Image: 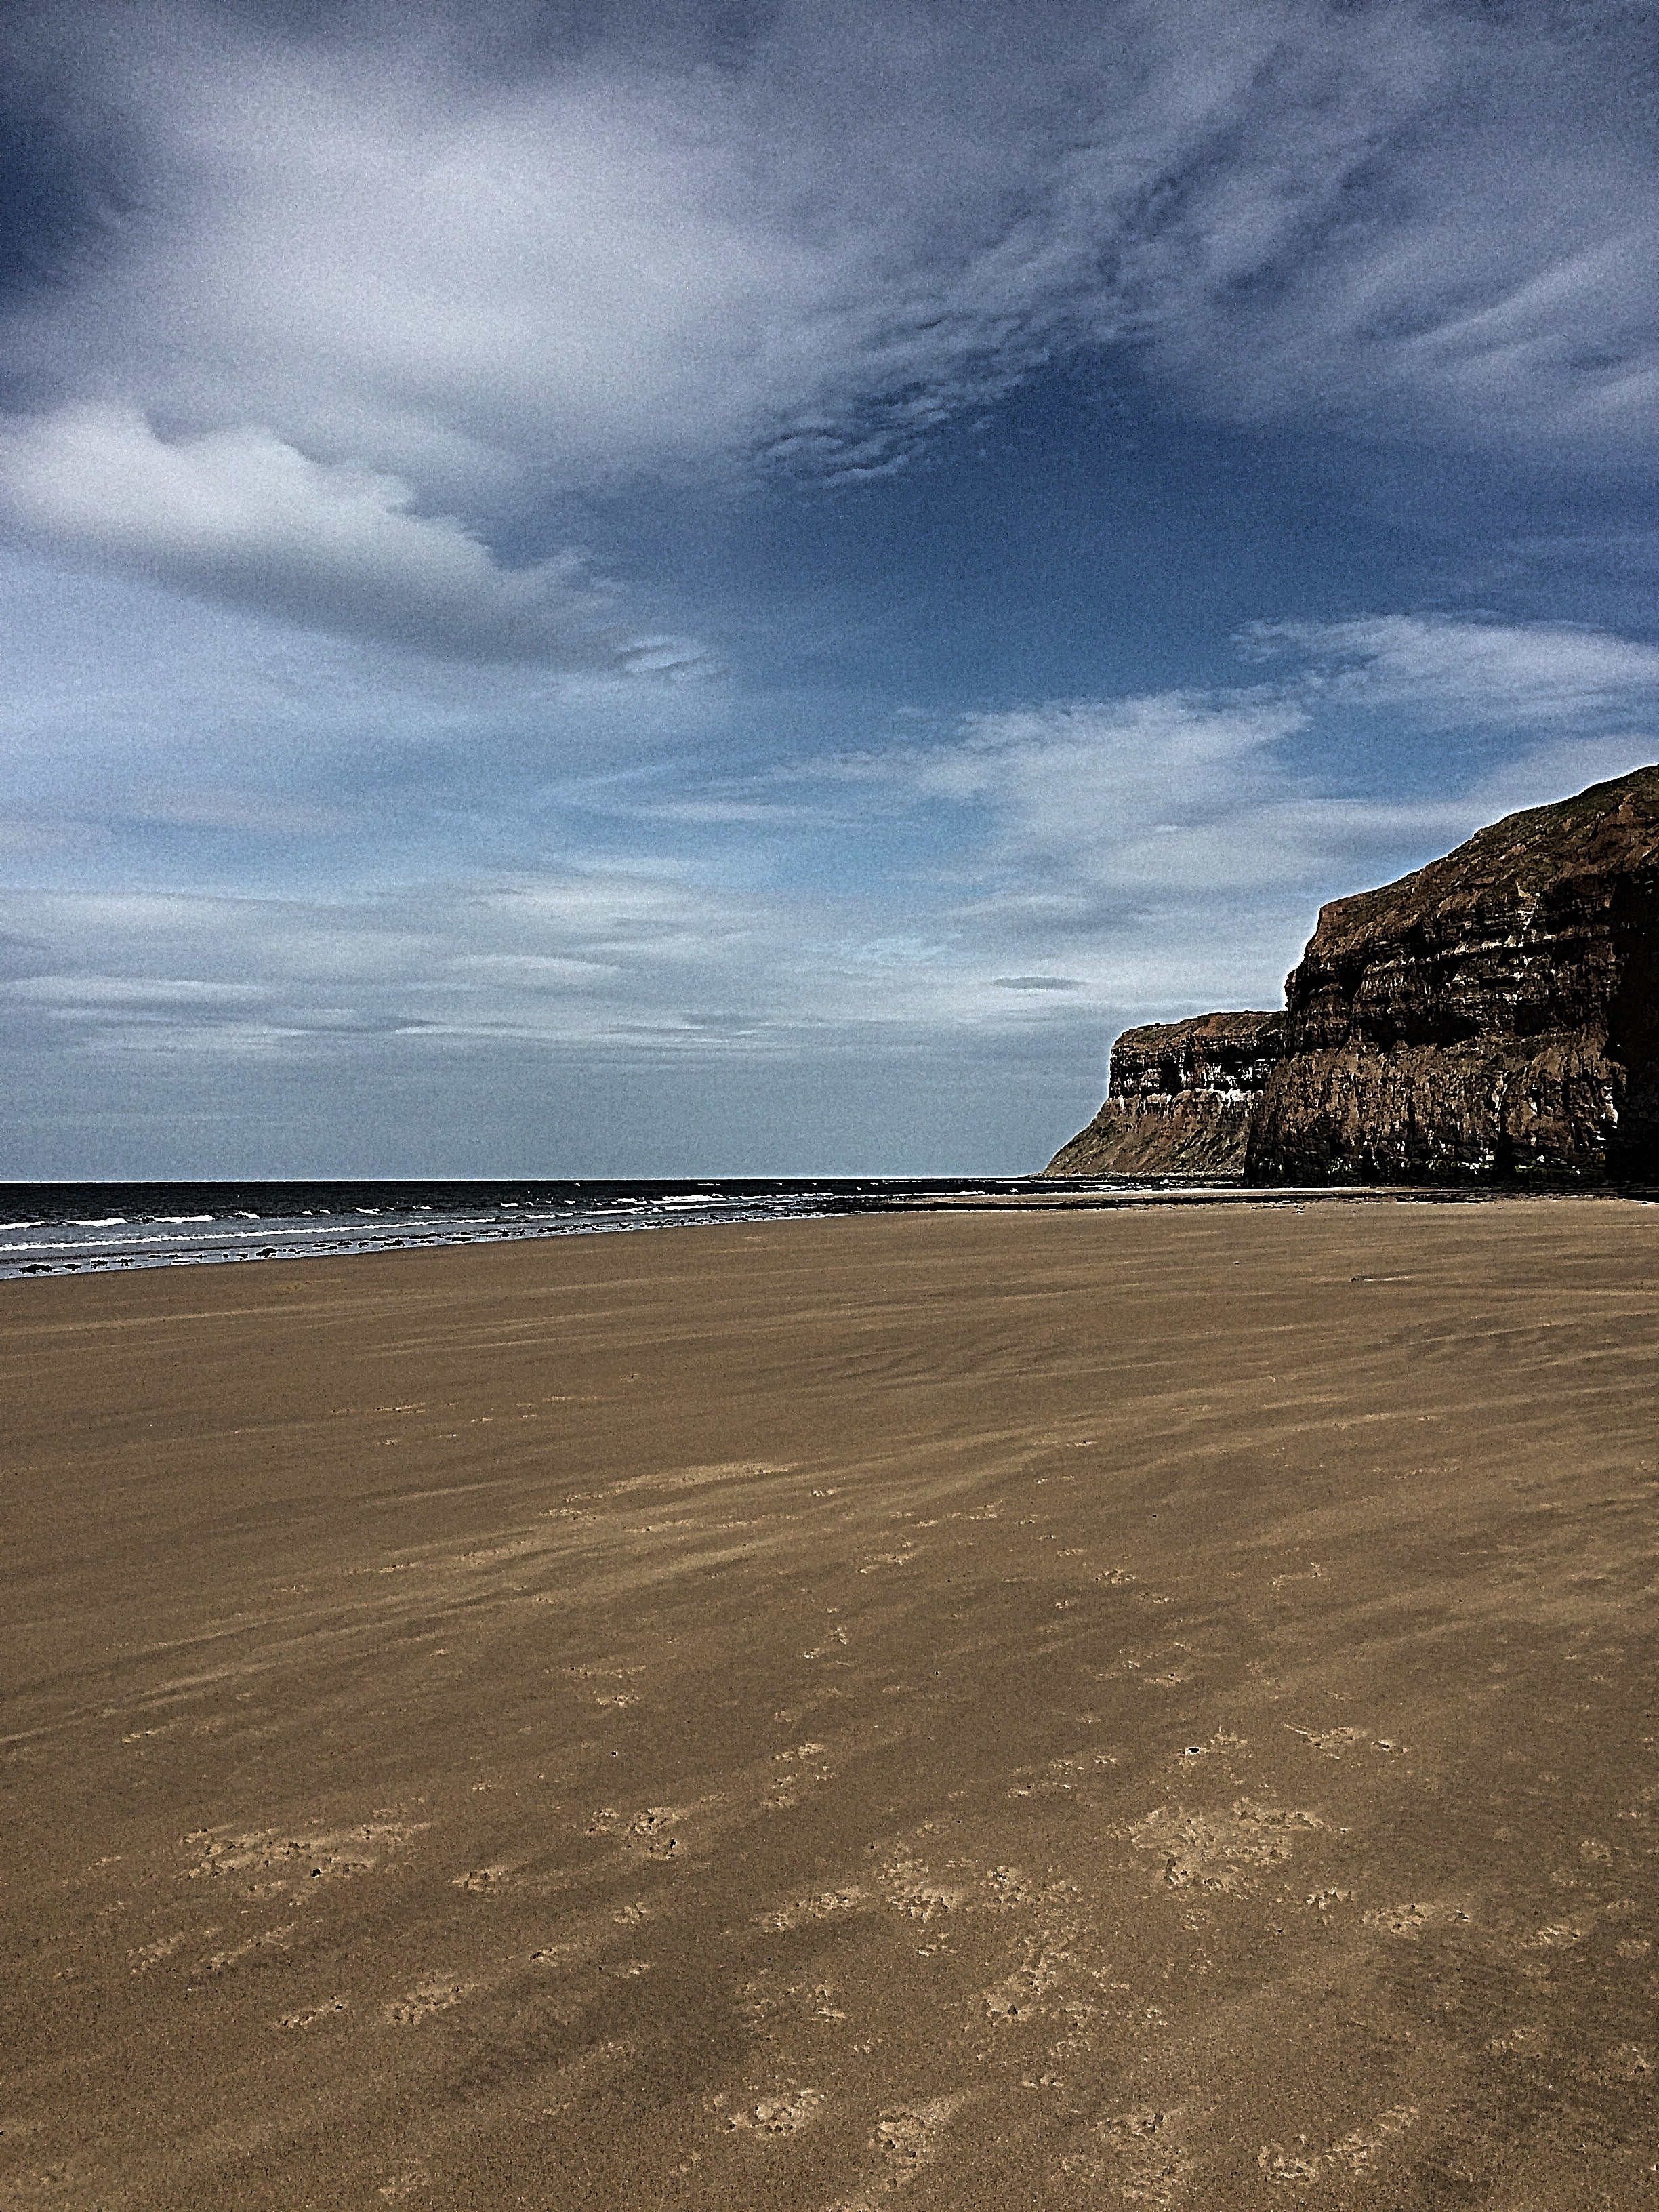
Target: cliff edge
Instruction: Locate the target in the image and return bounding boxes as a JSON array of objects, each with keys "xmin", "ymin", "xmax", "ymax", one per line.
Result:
[
  {"xmin": 1246, "ymin": 766, "xmax": 1659, "ymax": 1184},
  {"xmin": 1044, "ymin": 1010, "xmax": 1285, "ymax": 1176}
]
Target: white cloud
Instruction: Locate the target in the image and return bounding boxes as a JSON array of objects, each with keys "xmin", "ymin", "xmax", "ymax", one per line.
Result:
[
  {"xmin": 0, "ymin": 542, "xmax": 731, "ymax": 811},
  {"xmin": 917, "ymin": 693, "xmax": 1317, "ymax": 890},
  {"xmin": 0, "ymin": 403, "xmax": 704, "ymax": 665},
  {"xmin": 1248, "ymin": 614, "xmax": 1659, "ymax": 727},
  {"xmin": 7, "ymin": 972, "xmax": 264, "ymax": 1007},
  {"xmin": 1120, "ymin": 25, "xmax": 1659, "ymax": 453},
  {"xmin": 116, "ymin": 787, "xmax": 344, "ymax": 834},
  {"xmin": 7, "ymin": 5, "xmax": 1654, "ymax": 1171},
  {"xmin": 0, "ymin": 872, "xmax": 821, "ymax": 1060}
]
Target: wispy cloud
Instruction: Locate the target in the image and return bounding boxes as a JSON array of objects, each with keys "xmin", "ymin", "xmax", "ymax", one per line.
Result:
[
  {"xmin": 856, "ymin": 613, "xmax": 1659, "ymax": 1000},
  {"xmin": 2, "ymin": 3, "xmax": 1654, "ymax": 1173},
  {"xmin": 114, "ymin": 786, "xmax": 344, "ymax": 836},
  {"xmin": 1246, "ymin": 614, "xmax": 1659, "ymax": 728},
  {"xmin": 0, "ymin": 404, "xmax": 707, "ymax": 666},
  {"xmin": 3, "ymin": 2, "xmax": 1655, "ymax": 651},
  {"xmin": 12, "ymin": 614, "xmax": 1654, "ymax": 1078}
]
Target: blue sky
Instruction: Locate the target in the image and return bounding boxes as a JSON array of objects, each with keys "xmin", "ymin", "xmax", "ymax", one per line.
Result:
[{"xmin": 3, "ymin": 0, "xmax": 1658, "ymax": 1177}]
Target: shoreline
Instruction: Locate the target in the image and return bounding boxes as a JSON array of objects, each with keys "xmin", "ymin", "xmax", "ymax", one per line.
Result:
[{"xmin": 3, "ymin": 1174, "xmax": 1651, "ymax": 1286}]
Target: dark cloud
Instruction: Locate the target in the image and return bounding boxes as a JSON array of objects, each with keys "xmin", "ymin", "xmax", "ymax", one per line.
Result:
[
  {"xmin": 990, "ymin": 975, "xmax": 1084, "ymax": 991},
  {"xmin": 0, "ymin": 88, "xmax": 131, "ymax": 319}
]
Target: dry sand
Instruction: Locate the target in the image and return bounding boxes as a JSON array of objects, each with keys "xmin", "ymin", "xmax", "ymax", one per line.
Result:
[{"xmin": 3, "ymin": 1198, "xmax": 1658, "ymax": 2209}]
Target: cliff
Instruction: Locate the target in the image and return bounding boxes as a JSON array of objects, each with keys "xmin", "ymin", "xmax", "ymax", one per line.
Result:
[
  {"xmin": 1044, "ymin": 765, "xmax": 1659, "ymax": 1187},
  {"xmin": 1246, "ymin": 766, "xmax": 1659, "ymax": 1185},
  {"xmin": 1044, "ymin": 1010, "xmax": 1286, "ymax": 1176}
]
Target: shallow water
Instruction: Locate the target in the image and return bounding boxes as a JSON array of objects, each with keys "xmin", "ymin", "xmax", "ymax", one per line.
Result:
[{"xmin": 0, "ymin": 1174, "xmax": 1143, "ymax": 1278}]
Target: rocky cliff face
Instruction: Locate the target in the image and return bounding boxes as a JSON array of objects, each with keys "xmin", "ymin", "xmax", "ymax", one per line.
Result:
[
  {"xmin": 1044, "ymin": 1010, "xmax": 1286, "ymax": 1176},
  {"xmin": 1247, "ymin": 766, "xmax": 1659, "ymax": 1184},
  {"xmin": 1044, "ymin": 766, "xmax": 1659, "ymax": 1186}
]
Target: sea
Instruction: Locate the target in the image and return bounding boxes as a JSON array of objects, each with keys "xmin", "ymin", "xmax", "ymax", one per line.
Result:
[{"xmin": 0, "ymin": 1176, "xmax": 1139, "ymax": 1280}]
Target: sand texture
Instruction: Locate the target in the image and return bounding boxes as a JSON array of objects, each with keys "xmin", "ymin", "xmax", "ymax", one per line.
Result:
[{"xmin": 3, "ymin": 1202, "xmax": 1658, "ymax": 2209}]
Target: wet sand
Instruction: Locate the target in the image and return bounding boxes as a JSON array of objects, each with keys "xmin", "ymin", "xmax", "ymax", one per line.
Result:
[{"xmin": 3, "ymin": 1198, "xmax": 1658, "ymax": 2209}]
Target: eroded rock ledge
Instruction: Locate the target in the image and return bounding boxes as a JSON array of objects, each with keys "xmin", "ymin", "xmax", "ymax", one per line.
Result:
[{"xmin": 1046, "ymin": 766, "xmax": 1659, "ymax": 1185}]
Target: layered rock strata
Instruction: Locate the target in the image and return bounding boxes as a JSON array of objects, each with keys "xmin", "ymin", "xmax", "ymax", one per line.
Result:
[
  {"xmin": 1046, "ymin": 766, "xmax": 1659, "ymax": 1185},
  {"xmin": 1246, "ymin": 767, "xmax": 1659, "ymax": 1184},
  {"xmin": 1044, "ymin": 1010, "xmax": 1286, "ymax": 1176}
]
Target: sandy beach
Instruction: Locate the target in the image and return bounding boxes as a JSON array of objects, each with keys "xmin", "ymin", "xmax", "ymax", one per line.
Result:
[{"xmin": 3, "ymin": 1198, "xmax": 1658, "ymax": 2210}]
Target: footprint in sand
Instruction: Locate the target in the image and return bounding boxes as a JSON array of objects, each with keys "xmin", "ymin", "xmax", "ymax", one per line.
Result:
[
  {"xmin": 1595, "ymin": 2043, "xmax": 1654, "ymax": 2082},
  {"xmin": 756, "ymin": 1887, "xmax": 868, "ymax": 1933},
  {"xmin": 377, "ymin": 2161, "xmax": 430, "ymax": 2198},
  {"xmin": 183, "ymin": 1818, "xmax": 426, "ymax": 1889},
  {"xmin": 451, "ymin": 1864, "xmax": 516, "ymax": 1894},
  {"xmin": 874, "ymin": 2097, "xmax": 964, "ymax": 2186},
  {"xmin": 1069, "ymin": 2106, "xmax": 1193, "ymax": 2204},
  {"xmin": 274, "ymin": 1999, "xmax": 348, "ymax": 2029},
  {"xmin": 1130, "ymin": 1801, "xmax": 1324, "ymax": 1896},
  {"xmin": 129, "ymin": 1930, "xmax": 192, "ymax": 1973},
  {"xmin": 613, "ymin": 1460, "xmax": 792, "ymax": 1496},
  {"xmin": 1283, "ymin": 1723, "xmax": 1367, "ymax": 1758},
  {"xmin": 982, "ymin": 1866, "xmax": 1042, "ymax": 1912},
  {"xmin": 1257, "ymin": 2102, "xmax": 1417, "ymax": 2185},
  {"xmin": 1518, "ymin": 1912, "xmax": 1594, "ymax": 1949},
  {"xmin": 382, "ymin": 1979, "xmax": 475, "ymax": 2027},
  {"xmin": 822, "ymin": 2095, "xmax": 967, "ymax": 2209},
  {"xmin": 1363, "ymin": 1900, "xmax": 1469, "ymax": 1940},
  {"xmin": 766, "ymin": 1741, "xmax": 838, "ymax": 1810},
  {"xmin": 624, "ymin": 1807, "xmax": 683, "ymax": 1858},
  {"xmin": 980, "ymin": 1936, "xmax": 1073, "ymax": 2026},
  {"xmin": 882, "ymin": 1865, "xmax": 968, "ymax": 1926},
  {"xmin": 737, "ymin": 1968, "xmax": 850, "ymax": 2026},
  {"xmin": 0, "ymin": 2163, "xmax": 81, "ymax": 2204},
  {"xmin": 203, "ymin": 1923, "xmax": 297, "ymax": 1975},
  {"xmin": 1486, "ymin": 2021, "xmax": 1551, "ymax": 2056},
  {"xmin": 588, "ymin": 1803, "xmax": 686, "ymax": 1857},
  {"xmin": 725, "ymin": 2087, "xmax": 825, "ymax": 2140}
]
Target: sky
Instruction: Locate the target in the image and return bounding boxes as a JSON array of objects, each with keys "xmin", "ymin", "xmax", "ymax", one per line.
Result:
[{"xmin": 2, "ymin": 0, "xmax": 1658, "ymax": 1179}]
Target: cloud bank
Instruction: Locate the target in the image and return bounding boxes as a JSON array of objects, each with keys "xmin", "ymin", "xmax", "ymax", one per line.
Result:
[{"xmin": 11, "ymin": 615, "xmax": 1656, "ymax": 1074}]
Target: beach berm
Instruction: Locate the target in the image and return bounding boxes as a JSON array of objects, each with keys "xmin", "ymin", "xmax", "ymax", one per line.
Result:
[{"xmin": 3, "ymin": 1201, "xmax": 1657, "ymax": 2207}]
